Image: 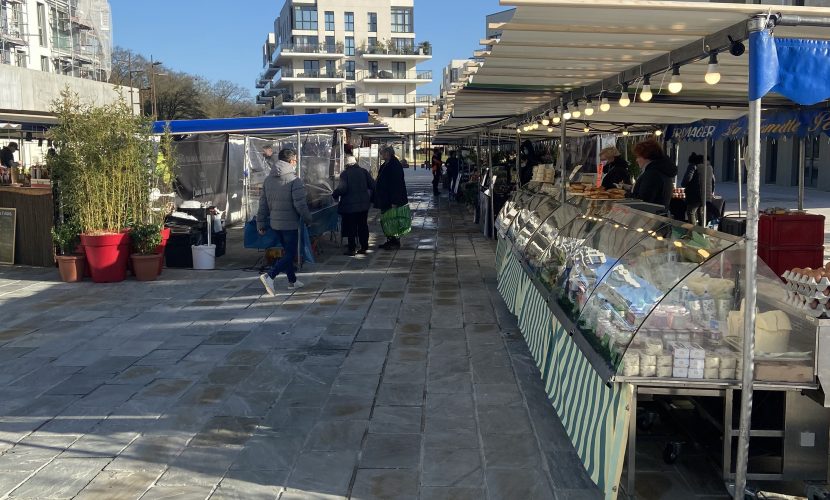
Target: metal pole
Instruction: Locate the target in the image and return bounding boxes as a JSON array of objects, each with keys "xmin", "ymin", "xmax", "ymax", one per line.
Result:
[
  {"xmin": 798, "ymin": 137, "xmax": 806, "ymax": 210},
  {"xmin": 243, "ymin": 136, "xmax": 250, "ymax": 221},
  {"xmin": 737, "ymin": 140, "xmax": 744, "ymax": 217},
  {"xmin": 735, "ymin": 62, "xmax": 764, "ymax": 500},
  {"xmin": 296, "ymin": 130, "xmax": 303, "ymax": 270},
  {"xmin": 151, "ymin": 55, "xmax": 158, "ymax": 121},
  {"xmin": 559, "ymin": 105, "xmax": 567, "ymax": 203},
  {"xmin": 703, "ymin": 138, "xmax": 709, "ymax": 226}
]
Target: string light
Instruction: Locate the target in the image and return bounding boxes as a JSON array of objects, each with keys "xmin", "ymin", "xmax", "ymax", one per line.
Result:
[
  {"xmin": 583, "ymin": 123, "xmax": 591, "ymax": 133},
  {"xmin": 562, "ymin": 105, "xmax": 572, "ymax": 120},
  {"xmin": 668, "ymin": 65, "xmax": 683, "ymax": 94},
  {"xmin": 572, "ymin": 101, "xmax": 582, "ymax": 119},
  {"xmin": 640, "ymin": 75, "xmax": 653, "ymax": 102},
  {"xmin": 547, "ymin": 127, "xmax": 554, "ymax": 133},
  {"xmin": 599, "ymin": 95, "xmax": 611, "ymax": 112},
  {"xmin": 584, "ymin": 98, "xmax": 594, "ymax": 116},
  {"xmin": 705, "ymin": 51, "xmax": 721, "ymax": 85},
  {"xmin": 622, "ymin": 128, "xmax": 630, "ymax": 136},
  {"xmin": 542, "ymin": 118, "xmax": 550, "ymax": 126},
  {"xmin": 654, "ymin": 129, "xmax": 663, "ymax": 137},
  {"xmin": 619, "ymin": 85, "xmax": 631, "ymax": 107}
]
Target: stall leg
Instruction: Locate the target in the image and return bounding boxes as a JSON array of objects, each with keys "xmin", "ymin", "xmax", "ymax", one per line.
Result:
[
  {"xmin": 723, "ymin": 388, "xmax": 734, "ymax": 481},
  {"xmin": 798, "ymin": 137, "xmax": 806, "ymax": 211},
  {"xmin": 627, "ymin": 385, "xmax": 638, "ymax": 498}
]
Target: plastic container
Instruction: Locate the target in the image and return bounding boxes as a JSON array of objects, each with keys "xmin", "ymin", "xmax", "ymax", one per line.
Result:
[
  {"xmin": 759, "ymin": 244, "xmax": 823, "ymax": 278},
  {"xmin": 192, "ymin": 244, "xmax": 216, "ymax": 270},
  {"xmin": 759, "ymin": 213, "xmax": 824, "ymax": 247}
]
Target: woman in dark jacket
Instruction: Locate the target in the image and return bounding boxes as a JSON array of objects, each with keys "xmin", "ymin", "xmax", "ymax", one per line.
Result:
[
  {"xmin": 375, "ymin": 146, "xmax": 408, "ymax": 250},
  {"xmin": 599, "ymin": 146, "xmax": 632, "ymax": 189},
  {"xmin": 680, "ymin": 153, "xmax": 715, "ymax": 226},
  {"xmin": 631, "ymin": 140, "xmax": 678, "ymax": 209},
  {"xmin": 333, "ymin": 156, "xmax": 375, "ymax": 255}
]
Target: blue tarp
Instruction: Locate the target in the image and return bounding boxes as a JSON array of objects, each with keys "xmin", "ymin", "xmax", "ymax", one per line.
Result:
[
  {"xmin": 153, "ymin": 112, "xmax": 380, "ymax": 135},
  {"xmin": 750, "ymin": 30, "xmax": 830, "ymax": 105},
  {"xmin": 665, "ymin": 109, "xmax": 830, "ymax": 142}
]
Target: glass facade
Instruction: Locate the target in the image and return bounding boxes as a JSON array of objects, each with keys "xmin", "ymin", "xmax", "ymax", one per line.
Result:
[
  {"xmin": 324, "ymin": 11, "xmax": 334, "ymax": 31},
  {"xmin": 344, "ymin": 12, "xmax": 354, "ymax": 32},
  {"xmin": 345, "ymin": 60, "xmax": 355, "ymax": 80},
  {"xmin": 345, "ymin": 36, "xmax": 355, "ymax": 56},
  {"xmin": 293, "ymin": 6, "xmax": 317, "ymax": 30},
  {"xmin": 368, "ymin": 12, "xmax": 377, "ymax": 32},
  {"xmin": 391, "ymin": 7, "xmax": 413, "ymax": 33}
]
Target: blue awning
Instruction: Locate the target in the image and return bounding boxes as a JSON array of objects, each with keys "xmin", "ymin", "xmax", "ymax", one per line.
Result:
[{"xmin": 152, "ymin": 112, "xmax": 385, "ymax": 135}]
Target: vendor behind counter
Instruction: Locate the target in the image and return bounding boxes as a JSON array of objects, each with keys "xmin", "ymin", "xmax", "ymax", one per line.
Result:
[{"xmin": 631, "ymin": 139, "xmax": 678, "ymax": 209}]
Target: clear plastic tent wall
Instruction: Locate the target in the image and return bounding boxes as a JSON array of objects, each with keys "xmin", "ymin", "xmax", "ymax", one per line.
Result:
[{"xmin": 75, "ymin": 0, "xmax": 112, "ymax": 78}]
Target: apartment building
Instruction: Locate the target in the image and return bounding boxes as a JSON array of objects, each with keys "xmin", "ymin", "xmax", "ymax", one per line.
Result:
[
  {"xmin": 0, "ymin": 0, "xmax": 110, "ymax": 81},
  {"xmin": 255, "ymin": 0, "xmax": 433, "ymax": 138}
]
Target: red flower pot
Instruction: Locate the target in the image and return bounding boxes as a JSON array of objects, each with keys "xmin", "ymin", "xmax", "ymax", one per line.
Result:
[
  {"xmin": 155, "ymin": 227, "xmax": 171, "ymax": 275},
  {"xmin": 80, "ymin": 232, "xmax": 131, "ymax": 283}
]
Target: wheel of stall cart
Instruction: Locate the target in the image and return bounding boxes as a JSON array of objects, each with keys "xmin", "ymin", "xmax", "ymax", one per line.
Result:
[
  {"xmin": 663, "ymin": 441, "xmax": 683, "ymax": 464},
  {"xmin": 637, "ymin": 410, "xmax": 657, "ymax": 432}
]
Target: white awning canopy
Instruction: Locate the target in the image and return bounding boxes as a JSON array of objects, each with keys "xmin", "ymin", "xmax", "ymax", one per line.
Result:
[{"xmin": 435, "ymin": 0, "xmax": 830, "ymax": 142}]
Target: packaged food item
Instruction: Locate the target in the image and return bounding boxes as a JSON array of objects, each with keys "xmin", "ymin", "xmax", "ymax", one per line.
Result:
[
  {"xmin": 704, "ymin": 354, "xmax": 721, "ymax": 369},
  {"xmin": 673, "ymin": 367, "xmax": 689, "ymax": 378},
  {"xmin": 688, "ymin": 343, "xmax": 705, "ymax": 359},
  {"xmin": 689, "ymin": 359, "xmax": 705, "ymax": 370},
  {"xmin": 720, "ymin": 355, "xmax": 737, "ymax": 369},
  {"xmin": 704, "ymin": 367, "xmax": 720, "ymax": 379},
  {"xmin": 657, "ymin": 366, "xmax": 673, "ymax": 377},
  {"xmin": 639, "ymin": 353, "xmax": 657, "ymax": 366},
  {"xmin": 645, "ymin": 340, "xmax": 663, "ymax": 355},
  {"xmin": 688, "ymin": 368, "xmax": 704, "ymax": 379},
  {"xmin": 657, "ymin": 354, "xmax": 673, "ymax": 367},
  {"xmin": 622, "ymin": 364, "xmax": 640, "ymax": 377},
  {"xmin": 719, "ymin": 367, "xmax": 736, "ymax": 379},
  {"xmin": 670, "ymin": 342, "xmax": 690, "ymax": 359},
  {"xmin": 640, "ymin": 365, "xmax": 657, "ymax": 377}
]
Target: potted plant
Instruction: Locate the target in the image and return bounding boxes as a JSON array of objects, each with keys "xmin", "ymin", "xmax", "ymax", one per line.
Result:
[
  {"xmin": 48, "ymin": 90, "xmax": 155, "ymax": 283},
  {"xmin": 152, "ymin": 127, "xmax": 178, "ymax": 274},
  {"xmin": 420, "ymin": 41, "xmax": 432, "ymax": 55},
  {"xmin": 130, "ymin": 222, "xmax": 163, "ymax": 281},
  {"xmin": 51, "ymin": 219, "xmax": 85, "ymax": 282}
]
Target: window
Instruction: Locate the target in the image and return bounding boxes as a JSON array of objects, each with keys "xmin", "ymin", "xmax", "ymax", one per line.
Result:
[
  {"xmin": 37, "ymin": 3, "xmax": 47, "ymax": 47},
  {"xmin": 325, "ymin": 36, "xmax": 335, "ymax": 51},
  {"xmin": 346, "ymin": 87, "xmax": 356, "ymax": 104},
  {"xmin": 392, "ymin": 62, "xmax": 406, "ymax": 79},
  {"xmin": 303, "ymin": 60, "xmax": 320, "ymax": 76},
  {"xmin": 326, "ymin": 87, "xmax": 338, "ymax": 101},
  {"xmin": 392, "ymin": 109, "xmax": 407, "ymax": 118},
  {"xmin": 345, "ymin": 60, "xmax": 355, "ymax": 80},
  {"xmin": 369, "ymin": 61, "xmax": 379, "ymax": 77},
  {"xmin": 306, "ymin": 108, "xmax": 321, "ymax": 114},
  {"xmin": 305, "ymin": 88, "xmax": 321, "ymax": 102},
  {"xmin": 293, "ymin": 6, "xmax": 317, "ymax": 30},
  {"xmin": 344, "ymin": 12, "xmax": 354, "ymax": 32},
  {"xmin": 14, "ymin": 51, "xmax": 25, "ymax": 67},
  {"xmin": 40, "ymin": 55, "xmax": 49, "ymax": 72},
  {"xmin": 324, "ymin": 11, "xmax": 334, "ymax": 31},
  {"xmin": 368, "ymin": 37, "xmax": 377, "ymax": 51},
  {"xmin": 293, "ymin": 35, "xmax": 318, "ymax": 51},
  {"xmin": 325, "ymin": 60, "xmax": 336, "ymax": 76},
  {"xmin": 391, "ymin": 7, "xmax": 413, "ymax": 33},
  {"xmin": 345, "ymin": 37, "xmax": 354, "ymax": 56},
  {"xmin": 368, "ymin": 12, "xmax": 378, "ymax": 32},
  {"xmin": 392, "ymin": 38, "xmax": 414, "ymax": 52},
  {"xmin": 327, "ymin": 108, "xmax": 338, "ymax": 113}
]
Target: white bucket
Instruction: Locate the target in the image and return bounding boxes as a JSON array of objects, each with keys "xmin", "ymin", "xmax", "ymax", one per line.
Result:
[{"xmin": 191, "ymin": 244, "xmax": 216, "ymax": 270}]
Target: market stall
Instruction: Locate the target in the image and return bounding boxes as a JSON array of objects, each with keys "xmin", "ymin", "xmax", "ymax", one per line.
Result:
[
  {"xmin": 0, "ymin": 186, "xmax": 53, "ymax": 267},
  {"xmin": 436, "ymin": 1, "xmax": 830, "ymax": 497}
]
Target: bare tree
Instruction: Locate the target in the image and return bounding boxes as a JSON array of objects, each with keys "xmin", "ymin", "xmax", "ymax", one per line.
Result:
[{"xmin": 199, "ymin": 79, "xmax": 260, "ymax": 118}]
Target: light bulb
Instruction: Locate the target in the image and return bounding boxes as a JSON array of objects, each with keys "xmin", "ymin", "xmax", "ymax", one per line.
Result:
[
  {"xmin": 619, "ymin": 86, "xmax": 631, "ymax": 107},
  {"xmin": 516, "ymin": 127, "xmax": 521, "ymax": 133},
  {"xmin": 654, "ymin": 129, "xmax": 663, "ymax": 137},
  {"xmin": 705, "ymin": 52, "xmax": 720, "ymax": 85},
  {"xmin": 640, "ymin": 76, "xmax": 652, "ymax": 102},
  {"xmin": 622, "ymin": 129, "xmax": 630, "ymax": 136},
  {"xmin": 583, "ymin": 125, "xmax": 590, "ymax": 133},
  {"xmin": 542, "ymin": 118, "xmax": 550, "ymax": 126},
  {"xmin": 547, "ymin": 127, "xmax": 554, "ymax": 133},
  {"xmin": 552, "ymin": 115, "xmax": 561, "ymax": 124},
  {"xmin": 571, "ymin": 101, "xmax": 581, "ymax": 118},
  {"xmin": 584, "ymin": 99, "xmax": 594, "ymax": 116},
  {"xmin": 599, "ymin": 96, "xmax": 610, "ymax": 112},
  {"xmin": 562, "ymin": 107, "xmax": 571, "ymax": 120},
  {"xmin": 668, "ymin": 66, "xmax": 682, "ymax": 93}
]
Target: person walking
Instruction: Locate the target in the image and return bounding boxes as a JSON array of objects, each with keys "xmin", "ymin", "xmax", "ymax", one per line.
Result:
[
  {"xmin": 681, "ymin": 152, "xmax": 715, "ymax": 226},
  {"xmin": 375, "ymin": 146, "xmax": 408, "ymax": 250},
  {"xmin": 257, "ymin": 148, "xmax": 313, "ymax": 295},
  {"xmin": 446, "ymin": 150, "xmax": 460, "ymax": 199},
  {"xmin": 631, "ymin": 140, "xmax": 678, "ymax": 210},
  {"xmin": 333, "ymin": 155, "xmax": 374, "ymax": 256},
  {"xmin": 431, "ymin": 148, "xmax": 442, "ymax": 196}
]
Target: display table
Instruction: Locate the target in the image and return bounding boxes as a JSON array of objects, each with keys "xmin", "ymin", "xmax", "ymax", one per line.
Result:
[
  {"xmin": 0, "ymin": 186, "xmax": 54, "ymax": 267},
  {"xmin": 495, "ymin": 182, "xmax": 825, "ymax": 498}
]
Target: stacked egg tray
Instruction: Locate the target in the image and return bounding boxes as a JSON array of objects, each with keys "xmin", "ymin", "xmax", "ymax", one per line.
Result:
[{"xmin": 781, "ymin": 270, "xmax": 830, "ymax": 318}]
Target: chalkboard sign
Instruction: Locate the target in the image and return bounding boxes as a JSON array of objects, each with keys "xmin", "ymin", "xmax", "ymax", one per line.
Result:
[{"xmin": 0, "ymin": 207, "xmax": 15, "ymax": 264}]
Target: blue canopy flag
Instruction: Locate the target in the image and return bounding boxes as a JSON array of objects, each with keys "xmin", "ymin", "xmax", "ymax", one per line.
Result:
[{"xmin": 749, "ymin": 30, "xmax": 830, "ymax": 104}]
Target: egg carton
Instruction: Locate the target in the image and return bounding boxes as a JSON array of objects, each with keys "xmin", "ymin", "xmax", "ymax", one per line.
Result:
[
  {"xmin": 782, "ymin": 271, "xmax": 830, "ymax": 296},
  {"xmin": 801, "ymin": 299, "xmax": 830, "ymax": 318}
]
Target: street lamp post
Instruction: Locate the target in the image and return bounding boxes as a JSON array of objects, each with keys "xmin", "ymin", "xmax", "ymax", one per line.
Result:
[{"xmin": 150, "ymin": 56, "xmax": 162, "ymax": 121}]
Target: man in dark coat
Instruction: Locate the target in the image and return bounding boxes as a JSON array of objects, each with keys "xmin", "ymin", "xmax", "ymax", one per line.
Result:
[
  {"xmin": 599, "ymin": 146, "xmax": 632, "ymax": 189},
  {"xmin": 431, "ymin": 149, "xmax": 442, "ymax": 196},
  {"xmin": 333, "ymin": 155, "xmax": 375, "ymax": 255},
  {"xmin": 375, "ymin": 146, "xmax": 408, "ymax": 250},
  {"xmin": 446, "ymin": 150, "xmax": 461, "ymax": 199},
  {"xmin": 680, "ymin": 153, "xmax": 715, "ymax": 226},
  {"xmin": 631, "ymin": 140, "xmax": 678, "ymax": 210}
]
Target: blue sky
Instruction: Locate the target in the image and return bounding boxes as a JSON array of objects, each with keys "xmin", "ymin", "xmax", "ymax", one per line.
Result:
[{"xmin": 110, "ymin": 0, "xmax": 503, "ymax": 98}]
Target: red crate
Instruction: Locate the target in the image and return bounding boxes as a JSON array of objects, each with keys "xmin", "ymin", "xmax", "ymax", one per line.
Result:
[
  {"xmin": 759, "ymin": 213, "xmax": 825, "ymax": 247},
  {"xmin": 758, "ymin": 244, "xmax": 824, "ymax": 277}
]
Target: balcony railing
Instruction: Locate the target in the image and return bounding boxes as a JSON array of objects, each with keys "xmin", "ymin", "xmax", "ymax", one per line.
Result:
[
  {"xmin": 361, "ymin": 70, "xmax": 432, "ymax": 81},
  {"xmin": 276, "ymin": 93, "xmax": 347, "ymax": 105},
  {"xmin": 358, "ymin": 94, "xmax": 432, "ymax": 105},
  {"xmin": 358, "ymin": 43, "xmax": 432, "ymax": 57},
  {"xmin": 271, "ymin": 43, "xmax": 345, "ymax": 63},
  {"xmin": 279, "ymin": 69, "xmax": 346, "ymax": 79}
]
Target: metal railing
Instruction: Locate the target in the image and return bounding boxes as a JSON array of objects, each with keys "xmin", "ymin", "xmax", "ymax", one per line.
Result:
[
  {"xmin": 279, "ymin": 68, "xmax": 345, "ymax": 79},
  {"xmin": 361, "ymin": 70, "xmax": 432, "ymax": 81},
  {"xmin": 276, "ymin": 93, "xmax": 347, "ymax": 105},
  {"xmin": 271, "ymin": 43, "xmax": 345, "ymax": 63},
  {"xmin": 358, "ymin": 44, "xmax": 432, "ymax": 57},
  {"xmin": 357, "ymin": 94, "xmax": 432, "ymax": 105}
]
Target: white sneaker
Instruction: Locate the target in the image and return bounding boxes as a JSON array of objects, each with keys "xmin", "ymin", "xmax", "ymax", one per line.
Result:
[
  {"xmin": 259, "ymin": 274, "xmax": 275, "ymax": 296},
  {"xmin": 288, "ymin": 280, "xmax": 305, "ymax": 290}
]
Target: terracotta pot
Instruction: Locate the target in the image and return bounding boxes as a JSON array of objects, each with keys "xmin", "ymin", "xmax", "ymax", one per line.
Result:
[
  {"xmin": 80, "ymin": 232, "xmax": 131, "ymax": 283},
  {"xmin": 155, "ymin": 227, "xmax": 171, "ymax": 275},
  {"xmin": 56, "ymin": 254, "xmax": 86, "ymax": 283},
  {"xmin": 131, "ymin": 253, "xmax": 161, "ymax": 282}
]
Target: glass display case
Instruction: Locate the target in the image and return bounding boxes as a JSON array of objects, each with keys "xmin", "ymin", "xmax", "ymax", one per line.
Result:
[{"xmin": 500, "ymin": 187, "xmax": 818, "ymax": 387}]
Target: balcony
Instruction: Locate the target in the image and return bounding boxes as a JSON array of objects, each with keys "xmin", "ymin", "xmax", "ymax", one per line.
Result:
[
  {"xmin": 0, "ymin": 26, "xmax": 25, "ymax": 45},
  {"xmin": 358, "ymin": 43, "xmax": 432, "ymax": 61},
  {"xmin": 263, "ymin": 81, "xmax": 283, "ymax": 97},
  {"xmin": 256, "ymin": 92, "xmax": 273, "ymax": 105},
  {"xmin": 275, "ymin": 93, "xmax": 348, "ymax": 107},
  {"xmin": 271, "ymin": 43, "xmax": 346, "ymax": 64},
  {"xmin": 361, "ymin": 70, "xmax": 432, "ymax": 85},
  {"xmin": 276, "ymin": 68, "xmax": 347, "ymax": 83},
  {"xmin": 357, "ymin": 94, "xmax": 432, "ymax": 108}
]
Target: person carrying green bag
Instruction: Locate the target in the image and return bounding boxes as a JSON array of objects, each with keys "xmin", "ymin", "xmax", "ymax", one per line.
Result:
[{"xmin": 374, "ymin": 146, "xmax": 409, "ymax": 250}]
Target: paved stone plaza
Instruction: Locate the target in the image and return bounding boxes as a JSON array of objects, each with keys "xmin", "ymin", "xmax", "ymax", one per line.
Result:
[{"xmin": 0, "ymin": 171, "xmax": 600, "ymax": 500}]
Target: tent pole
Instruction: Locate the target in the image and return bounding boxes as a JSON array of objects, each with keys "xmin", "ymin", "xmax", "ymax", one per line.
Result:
[
  {"xmin": 243, "ymin": 136, "xmax": 250, "ymax": 221},
  {"xmin": 297, "ymin": 130, "xmax": 303, "ymax": 270},
  {"xmin": 735, "ymin": 82, "xmax": 763, "ymax": 500},
  {"xmin": 737, "ymin": 140, "xmax": 744, "ymax": 217},
  {"xmin": 703, "ymin": 138, "xmax": 709, "ymax": 226},
  {"xmin": 559, "ymin": 104, "xmax": 567, "ymax": 203},
  {"xmin": 798, "ymin": 137, "xmax": 806, "ymax": 211}
]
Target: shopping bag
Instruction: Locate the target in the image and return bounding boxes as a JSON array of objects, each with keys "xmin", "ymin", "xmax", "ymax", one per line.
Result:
[{"xmin": 380, "ymin": 204, "xmax": 412, "ymax": 238}]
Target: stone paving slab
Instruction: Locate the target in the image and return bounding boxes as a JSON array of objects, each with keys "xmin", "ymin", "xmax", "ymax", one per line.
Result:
[{"xmin": 0, "ymin": 171, "xmax": 600, "ymax": 500}]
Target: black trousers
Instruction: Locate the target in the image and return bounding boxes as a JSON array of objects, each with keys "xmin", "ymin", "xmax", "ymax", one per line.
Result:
[
  {"xmin": 432, "ymin": 171, "xmax": 441, "ymax": 193},
  {"xmin": 341, "ymin": 211, "xmax": 369, "ymax": 251}
]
